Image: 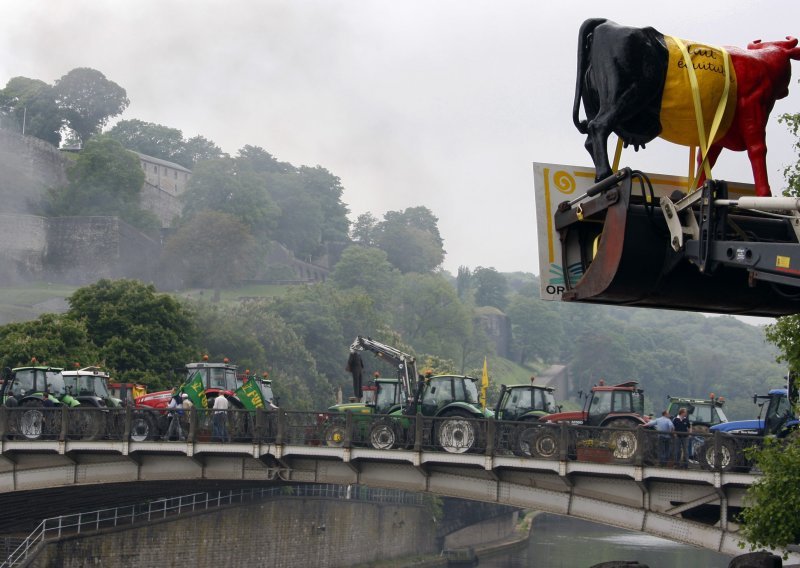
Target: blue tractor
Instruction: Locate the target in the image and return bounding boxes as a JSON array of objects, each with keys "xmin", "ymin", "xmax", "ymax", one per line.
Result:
[{"xmin": 700, "ymin": 387, "xmax": 799, "ymax": 471}]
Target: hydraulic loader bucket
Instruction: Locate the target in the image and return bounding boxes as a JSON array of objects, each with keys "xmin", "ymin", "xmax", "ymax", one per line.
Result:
[{"xmin": 554, "ymin": 170, "xmax": 800, "ymax": 317}]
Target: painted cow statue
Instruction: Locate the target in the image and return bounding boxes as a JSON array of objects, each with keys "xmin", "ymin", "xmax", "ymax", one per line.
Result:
[{"xmin": 573, "ymin": 18, "xmax": 800, "ymax": 196}]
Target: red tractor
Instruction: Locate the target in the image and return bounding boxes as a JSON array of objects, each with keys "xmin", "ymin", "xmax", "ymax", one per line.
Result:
[
  {"xmin": 132, "ymin": 358, "xmax": 245, "ymax": 441},
  {"xmin": 535, "ymin": 380, "xmax": 647, "ymax": 462}
]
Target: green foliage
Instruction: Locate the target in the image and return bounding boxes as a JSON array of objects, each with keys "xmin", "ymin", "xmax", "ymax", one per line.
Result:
[
  {"xmin": 47, "ymin": 135, "xmax": 154, "ymax": 230},
  {"xmin": 54, "ymin": 68, "xmax": 129, "ymax": 144},
  {"xmin": 107, "ymin": 119, "xmax": 184, "ymax": 165},
  {"xmin": 0, "ymin": 313, "xmax": 99, "ymax": 370},
  {"xmin": 374, "ymin": 206, "xmax": 445, "ymax": 273},
  {"xmin": 739, "ymin": 438, "xmax": 800, "ymax": 554},
  {"xmin": 0, "ymin": 76, "xmax": 62, "ymax": 145},
  {"xmin": 67, "ymin": 279, "xmax": 198, "ymax": 386},
  {"xmin": 107, "ymin": 119, "xmax": 226, "ymax": 169},
  {"xmin": 779, "ymin": 112, "xmax": 800, "ymax": 197},
  {"xmin": 472, "ymin": 266, "xmax": 509, "ymax": 310},
  {"xmin": 506, "ymin": 294, "xmax": 563, "ymax": 365},
  {"xmin": 330, "ymin": 246, "xmax": 399, "ymax": 310},
  {"xmin": 394, "ymin": 273, "xmax": 471, "ymax": 360},
  {"xmin": 161, "ymin": 211, "xmax": 258, "ymax": 295},
  {"xmin": 181, "ymin": 158, "xmax": 280, "ymax": 244}
]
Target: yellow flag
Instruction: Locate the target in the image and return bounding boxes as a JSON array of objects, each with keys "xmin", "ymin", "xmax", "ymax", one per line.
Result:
[{"xmin": 481, "ymin": 357, "xmax": 489, "ymax": 409}]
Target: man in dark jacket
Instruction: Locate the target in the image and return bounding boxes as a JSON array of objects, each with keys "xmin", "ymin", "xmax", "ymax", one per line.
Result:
[{"xmin": 672, "ymin": 408, "xmax": 691, "ymax": 469}]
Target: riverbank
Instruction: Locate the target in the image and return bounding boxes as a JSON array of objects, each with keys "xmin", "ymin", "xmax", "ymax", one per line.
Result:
[{"xmin": 353, "ymin": 510, "xmax": 535, "ymax": 568}]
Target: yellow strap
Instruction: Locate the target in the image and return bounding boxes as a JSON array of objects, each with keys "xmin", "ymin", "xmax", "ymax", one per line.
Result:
[
  {"xmin": 612, "ymin": 137, "xmax": 623, "ymax": 172},
  {"xmin": 670, "ymin": 36, "xmax": 732, "ymax": 191},
  {"xmin": 688, "ymin": 145, "xmax": 696, "ymax": 186}
]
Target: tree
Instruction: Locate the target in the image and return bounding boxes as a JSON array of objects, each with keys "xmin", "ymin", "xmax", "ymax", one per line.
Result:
[
  {"xmin": 106, "ymin": 119, "xmax": 186, "ymax": 164},
  {"xmin": 375, "ymin": 206, "xmax": 445, "ymax": 273},
  {"xmin": 0, "ymin": 76, "xmax": 62, "ymax": 145},
  {"xmin": 161, "ymin": 211, "xmax": 258, "ymax": 300},
  {"xmin": 67, "ymin": 279, "xmax": 198, "ymax": 385},
  {"xmin": 46, "ymin": 135, "xmax": 156, "ymax": 229},
  {"xmin": 54, "ymin": 68, "xmax": 129, "ymax": 145},
  {"xmin": 330, "ymin": 245, "xmax": 399, "ymax": 310},
  {"xmin": 739, "ymin": 438, "xmax": 800, "ymax": 554},
  {"xmin": 180, "ymin": 135, "xmax": 226, "ymax": 168},
  {"xmin": 350, "ymin": 212, "xmax": 378, "ymax": 246},
  {"xmin": 779, "ymin": 112, "xmax": 800, "ymax": 197},
  {"xmin": 456, "ymin": 265, "xmax": 472, "ymax": 300},
  {"xmin": 394, "ymin": 273, "xmax": 471, "ymax": 360},
  {"xmin": 472, "ymin": 267, "xmax": 509, "ymax": 310},
  {"xmin": 506, "ymin": 295, "xmax": 563, "ymax": 365},
  {"xmin": 180, "ymin": 158, "xmax": 280, "ymax": 244},
  {"xmin": 0, "ymin": 313, "xmax": 100, "ymax": 370}
]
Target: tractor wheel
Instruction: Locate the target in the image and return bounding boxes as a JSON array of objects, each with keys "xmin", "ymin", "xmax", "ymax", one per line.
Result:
[
  {"xmin": 70, "ymin": 408, "xmax": 104, "ymax": 441},
  {"xmin": 689, "ymin": 425, "xmax": 710, "ymax": 464},
  {"xmin": 604, "ymin": 419, "xmax": 639, "ymax": 462},
  {"xmin": 436, "ymin": 410, "xmax": 480, "ymax": 454},
  {"xmin": 130, "ymin": 412, "xmax": 156, "ymax": 442},
  {"xmin": 324, "ymin": 421, "xmax": 347, "ymax": 447},
  {"xmin": 528, "ymin": 427, "xmax": 560, "ymax": 459},
  {"xmin": 369, "ymin": 419, "xmax": 399, "ymax": 450},
  {"xmin": 699, "ymin": 437, "xmax": 738, "ymax": 472},
  {"xmin": 18, "ymin": 400, "xmax": 45, "ymax": 441}
]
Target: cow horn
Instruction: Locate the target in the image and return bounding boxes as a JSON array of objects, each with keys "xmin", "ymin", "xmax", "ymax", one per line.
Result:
[{"xmin": 783, "ymin": 36, "xmax": 799, "ymax": 48}]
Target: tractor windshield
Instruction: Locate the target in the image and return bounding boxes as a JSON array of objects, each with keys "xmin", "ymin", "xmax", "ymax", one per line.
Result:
[
  {"xmin": 461, "ymin": 379, "xmax": 480, "ymax": 405},
  {"xmin": 11, "ymin": 369, "xmax": 37, "ymax": 396},
  {"xmin": 259, "ymin": 381, "xmax": 275, "ymax": 407},
  {"xmin": 78, "ymin": 375, "xmax": 110, "ymax": 398},
  {"xmin": 765, "ymin": 394, "xmax": 793, "ymax": 435},
  {"xmin": 45, "ymin": 371, "xmax": 68, "ymax": 397},
  {"xmin": 374, "ymin": 381, "xmax": 399, "ymax": 414}
]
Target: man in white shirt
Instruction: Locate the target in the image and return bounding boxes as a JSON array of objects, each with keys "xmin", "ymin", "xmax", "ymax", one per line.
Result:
[{"xmin": 212, "ymin": 394, "xmax": 229, "ymax": 442}]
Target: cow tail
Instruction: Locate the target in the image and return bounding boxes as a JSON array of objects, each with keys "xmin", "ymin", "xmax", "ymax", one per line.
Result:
[{"xmin": 573, "ymin": 18, "xmax": 607, "ymax": 134}]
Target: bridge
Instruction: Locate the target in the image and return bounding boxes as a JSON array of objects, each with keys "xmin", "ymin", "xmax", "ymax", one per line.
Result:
[{"xmin": 0, "ymin": 405, "xmax": 794, "ymax": 561}]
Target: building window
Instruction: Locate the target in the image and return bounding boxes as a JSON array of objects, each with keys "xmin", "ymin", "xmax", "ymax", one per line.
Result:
[
  {"xmin": 174, "ymin": 170, "xmax": 178, "ymax": 179},
  {"xmin": 153, "ymin": 165, "xmax": 157, "ymax": 172}
]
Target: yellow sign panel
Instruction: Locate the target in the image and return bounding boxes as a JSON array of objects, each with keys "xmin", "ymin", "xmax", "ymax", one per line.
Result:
[{"xmin": 777, "ymin": 256, "xmax": 791, "ymax": 269}]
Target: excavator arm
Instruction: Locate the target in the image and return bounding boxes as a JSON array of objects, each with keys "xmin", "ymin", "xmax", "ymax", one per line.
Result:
[
  {"xmin": 349, "ymin": 336, "xmax": 419, "ymax": 414},
  {"xmin": 552, "ymin": 168, "xmax": 800, "ymax": 317}
]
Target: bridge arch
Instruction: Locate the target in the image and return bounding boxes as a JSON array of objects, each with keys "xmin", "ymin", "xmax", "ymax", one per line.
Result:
[{"xmin": 0, "ymin": 439, "xmax": 778, "ymax": 560}]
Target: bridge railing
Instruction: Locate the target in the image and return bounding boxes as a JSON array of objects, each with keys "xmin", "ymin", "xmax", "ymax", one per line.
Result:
[
  {"xmin": 0, "ymin": 406, "xmax": 764, "ymax": 472},
  {"xmin": 0, "ymin": 483, "xmax": 424, "ymax": 568}
]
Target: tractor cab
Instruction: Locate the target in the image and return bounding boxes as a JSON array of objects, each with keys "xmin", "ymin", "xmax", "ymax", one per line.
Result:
[
  {"xmin": 62, "ymin": 367, "xmax": 122, "ymax": 408},
  {"xmin": 494, "ymin": 383, "xmax": 558, "ymax": 422},
  {"xmin": 418, "ymin": 375, "xmax": 490, "ymax": 418},
  {"xmin": 666, "ymin": 395, "xmax": 727, "ymax": 431},
  {"xmin": 763, "ymin": 389, "xmax": 795, "ymax": 436},
  {"xmin": 583, "ymin": 381, "xmax": 645, "ymax": 426},
  {"xmin": 2, "ymin": 366, "xmax": 79, "ymax": 408}
]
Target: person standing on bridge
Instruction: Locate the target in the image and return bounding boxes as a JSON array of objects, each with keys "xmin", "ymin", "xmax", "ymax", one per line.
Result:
[
  {"xmin": 641, "ymin": 410, "xmax": 674, "ymax": 467},
  {"xmin": 164, "ymin": 387, "xmax": 185, "ymax": 441},
  {"xmin": 213, "ymin": 394, "xmax": 229, "ymax": 442},
  {"xmin": 672, "ymin": 408, "xmax": 691, "ymax": 469}
]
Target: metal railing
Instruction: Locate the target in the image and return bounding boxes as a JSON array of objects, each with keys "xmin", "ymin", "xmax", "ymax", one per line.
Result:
[
  {"xmin": 0, "ymin": 405, "xmax": 766, "ymax": 473},
  {"xmin": 0, "ymin": 484, "xmax": 423, "ymax": 568}
]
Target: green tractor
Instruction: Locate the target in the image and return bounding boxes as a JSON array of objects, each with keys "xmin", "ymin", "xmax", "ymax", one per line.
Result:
[
  {"xmin": 1, "ymin": 365, "xmax": 85, "ymax": 440},
  {"xmin": 494, "ymin": 380, "xmax": 559, "ymax": 456},
  {"xmin": 326, "ymin": 336, "xmax": 493, "ymax": 453}
]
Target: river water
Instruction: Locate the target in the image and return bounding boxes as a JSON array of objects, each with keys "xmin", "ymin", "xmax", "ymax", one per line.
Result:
[{"xmin": 480, "ymin": 513, "xmax": 731, "ymax": 568}]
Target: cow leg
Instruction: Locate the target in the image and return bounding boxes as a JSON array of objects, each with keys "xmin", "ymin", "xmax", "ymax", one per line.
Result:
[
  {"xmin": 696, "ymin": 145, "xmax": 723, "ymax": 189},
  {"xmin": 585, "ymin": 114, "xmax": 613, "ymax": 181},
  {"xmin": 744, "ymin": 134, "xmax": 771, "ymax": 197}
]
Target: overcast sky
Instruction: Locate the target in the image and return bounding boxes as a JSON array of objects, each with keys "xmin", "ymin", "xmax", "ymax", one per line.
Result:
[{"xmin": 2, "ymin": 0, "xmax": 799, "ymax": 276}]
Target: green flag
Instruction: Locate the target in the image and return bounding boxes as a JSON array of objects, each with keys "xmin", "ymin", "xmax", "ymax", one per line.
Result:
[
  {"xmin": 235, "ymin": 378, "xmax": 266, "ymax": 412},
  {"xmin": 182, "ymin": 371, "xmax": 208, "ymax": 409}
]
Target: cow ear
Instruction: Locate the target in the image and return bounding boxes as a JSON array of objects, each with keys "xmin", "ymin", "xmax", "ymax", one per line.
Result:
[{"xmin": 791, "ymin": 46, "xmax": 800, "ymax": 60}]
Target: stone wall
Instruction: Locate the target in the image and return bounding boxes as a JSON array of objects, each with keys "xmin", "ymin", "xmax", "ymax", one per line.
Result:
[
  {"xmin": 0, "ymin": 130, "xmax": 68, "ymax": 215},
  {"xmin": 0, "ymin": 213, "xmax": 160, "ymax": 286},
  {"xmin": 31, "ymin": 497, "xmax": 437, "ymax": 568}
]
